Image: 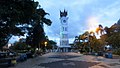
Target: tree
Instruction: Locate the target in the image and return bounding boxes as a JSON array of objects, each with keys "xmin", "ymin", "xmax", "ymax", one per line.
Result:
[
  {"xmin": 0, "ymin": 0, "xmax": 52, "ymax": 50},
  {"xmin": 73, "ymin": 31, "xmax": 91, "ymax": 52},
  {"xmin": 25, "ymin": 5, "xmax": 52, "ymax": 51},
  {"xmin": 79, "ymin": 31, "xmax": 105, "ymax": 52},
  {"xmin": 96, "ymin": 24, "xmax": 104, "ymax": 35},
  {"xmin": 11, "ymin": 39, "xmax": 29, "ymax": 51},
  {"xmin": 0, "ymin": 0, "xmax": 37, "ymax": 48},
  {"xmin": 73, "ymin": 36, "xmax": 82, "ymax": 49},
  {"xmin": 46, "ymin": 40, "xmax": 57, "ymax": 49},
  {"xmin": 106, "ymin": 32, "xmax": 120, "ymax": 49},
  {"xmin": 103, "ymin": 19, "xmax": 120, "ymax": 49}
]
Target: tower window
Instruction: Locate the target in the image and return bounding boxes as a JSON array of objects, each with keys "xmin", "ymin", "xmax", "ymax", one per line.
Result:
[
  {"xmin": 65, "ymin": 27, "xmax": 67, "ymax": 31},
  {"xmin": 62, "ymin": 27, "xmax": 67, "ymax": 31}
]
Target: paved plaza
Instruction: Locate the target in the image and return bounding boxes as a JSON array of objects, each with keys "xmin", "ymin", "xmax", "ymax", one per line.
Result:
[{"xmin": 9, "ymin": 52, "xmax": 120, "ymax": 68}]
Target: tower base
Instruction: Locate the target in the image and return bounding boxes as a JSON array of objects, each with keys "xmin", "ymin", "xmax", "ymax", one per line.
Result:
[{"xmin": 56, "ymin": 46, "xmax": 71, "ymax": 52}]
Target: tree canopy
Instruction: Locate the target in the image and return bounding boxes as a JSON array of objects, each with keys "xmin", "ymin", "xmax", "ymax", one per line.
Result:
[{"xmin": 0, "ymin": 0, "xmax": 52, "ymax": 49}]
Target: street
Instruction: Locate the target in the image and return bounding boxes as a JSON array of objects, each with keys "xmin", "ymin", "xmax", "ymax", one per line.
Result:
[{"xmin": 9, "ymin": 52, "xmax": 120, "ymax": 68}]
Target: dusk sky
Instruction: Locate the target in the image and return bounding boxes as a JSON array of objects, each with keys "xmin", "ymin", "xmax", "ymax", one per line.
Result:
[
  {"xmin": 9, "ymin": 0, "xmax": 120, "ymax": 44},
  {"xmin": 36, "ymin": 0, "xmax": 120, "ymax": 44}
]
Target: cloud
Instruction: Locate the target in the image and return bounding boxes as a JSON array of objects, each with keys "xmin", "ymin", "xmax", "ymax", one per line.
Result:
[
  {"xmin": 87, "ymin": 0, "xmax": 120, "ymax": 27},
  {"xmin": 35, "ymin": 0, "xmax": 120, "ymax": 43}
]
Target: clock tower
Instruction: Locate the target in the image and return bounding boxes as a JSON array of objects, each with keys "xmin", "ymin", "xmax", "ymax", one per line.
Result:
[{"xmin": 59, "ymin": 10, "xmax": 70, "ymax": 52}]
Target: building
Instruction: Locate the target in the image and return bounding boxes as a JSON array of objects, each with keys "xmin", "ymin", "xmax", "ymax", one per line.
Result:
[{"xmin": 58, "ymin": 10, "xmax": 71, "ymax": 52}]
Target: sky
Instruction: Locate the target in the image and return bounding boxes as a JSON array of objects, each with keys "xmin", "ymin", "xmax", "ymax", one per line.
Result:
[{"xmin": 9, "ymin": 0, "xmax": 120, "ymax": 44}]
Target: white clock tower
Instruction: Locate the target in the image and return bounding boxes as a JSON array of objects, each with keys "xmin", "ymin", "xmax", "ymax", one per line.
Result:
[{"xmin": 59, "ymin": 10, "xmax": 70, "ymax": 52}]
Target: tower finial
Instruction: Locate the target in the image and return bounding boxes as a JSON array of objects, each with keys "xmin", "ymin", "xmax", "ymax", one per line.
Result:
[
  {"xmin": 60, "ymin": 9, "xmax": 67, "ymax": 17},
  {"xmin": 64, "ymin": 9, "xmax": 65, "ymax": 12}
]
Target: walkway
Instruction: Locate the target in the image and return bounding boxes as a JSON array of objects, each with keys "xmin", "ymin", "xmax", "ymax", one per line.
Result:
[{"xmin": 9, "ymin": 52, "xmax": 120, "ymax": 68}]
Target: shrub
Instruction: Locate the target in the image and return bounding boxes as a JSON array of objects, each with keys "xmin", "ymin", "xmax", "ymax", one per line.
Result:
[{"xmin": 113, "ymin": 48, "xmax": 120, "ymax": 55}]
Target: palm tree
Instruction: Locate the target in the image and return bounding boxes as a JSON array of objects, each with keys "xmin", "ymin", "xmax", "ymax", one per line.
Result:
[
  {"xmin": 78, "ymin": 31, "xmax": 91, "ymax": 53},
  {"xmin": 73, "ymin": 36, "xmax": 79, "ymax": 48},
  {"xmin": 96, "ymin": 24, "xmax": 104, "ymax": 35}
]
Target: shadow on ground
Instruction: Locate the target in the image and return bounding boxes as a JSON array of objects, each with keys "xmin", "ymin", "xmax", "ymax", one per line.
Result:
[
  {"xmin": 38, "ymin": 60, "xmax": 100, "ymax": 68},
  {"xmin": 48, "ymin": 55, "xmax": 80, "ymax": 59}
]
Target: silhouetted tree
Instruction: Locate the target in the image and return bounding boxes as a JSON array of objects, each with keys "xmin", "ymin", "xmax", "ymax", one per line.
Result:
[
  {"xmin": 0, "ymin": 0, "xmax": 52, "ymax": 50},
  {"xmin": 26, "ymin": 7, "xmax": 52, "ymax": 51},
  {"xmin": 0, "ymin": 0, "xmax": 37, "ymax": 48}
]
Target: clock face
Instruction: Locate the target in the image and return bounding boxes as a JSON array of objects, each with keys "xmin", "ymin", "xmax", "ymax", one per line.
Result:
[
  {"xmin": 63, "ymin": 20, "xmax": 66, "ymax": 23},
  {"xmin": 62, "ymin": 20, "xmax": 66, "ymax": 24}
]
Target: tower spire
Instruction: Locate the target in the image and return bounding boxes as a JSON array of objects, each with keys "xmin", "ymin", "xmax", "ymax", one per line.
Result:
[
  {"xmin": 59, "ymin": 9, "xmax": 70, "ymax": 52},
  {"xmin": 60, "ymin": 9, "xmax": 67, "ymax": 17}
]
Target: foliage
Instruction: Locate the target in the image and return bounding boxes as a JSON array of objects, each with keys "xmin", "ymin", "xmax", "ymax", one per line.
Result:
[
  {"xmin": 90, "ymin": 39, "xmax": 104, "ymax": 52},
  {"xmin": 96, "ymin": 22, "xmax": 120, "ymax": 51},
  {"xmin": 104, "ymin": 20, "xmax": 120, "ymax": 49},
  {"xmin": 48, "ymin": 40, "xmax": 57, "ymax": 45},
  {"xmin": 0, "ymin": 0, "xmax": 52, "ymax": 50},
  {"xmin": 26, "ymin": 7, "xmax": 52, "ymax": 50},
  {"xmin": 11, "ymin": 41, "xmax": 29, "ymax": 50},
  {"xmin": 96, "ymin": 24, "xmax": 104, "ymax": 35},
  {"xmin": 106, "ymin": 32, "xmax": 120, "ymax": 49},
  {"xmin": 73, "ymin": 19, "xmax": 120, "ymax": 55},
  {"xmin": 74, "ymin": 30, "xmax": 105, "ymax": 53},
  {"xmin": 113, "ymin": 48, "xmax": 120, "ymax": 55},
  {"xmin": 46, "ymin": 40, "xmax": 57, "ymax": 49},
  {"xmin": 105, "ymin": 19, "xmax": 120, "ymax": 55},
  {"xmin": 0, "ymin": 0, "xmax": 38, "ymax": 48},
  {"xmin": 73, "ymin": 36, "xmax": 82, "ymax": 49}
]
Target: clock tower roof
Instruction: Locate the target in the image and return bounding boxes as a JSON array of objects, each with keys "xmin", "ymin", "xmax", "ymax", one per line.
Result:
[{"xmin": 60, "ymin": 9, "xmax": 67, "ymax": 17}]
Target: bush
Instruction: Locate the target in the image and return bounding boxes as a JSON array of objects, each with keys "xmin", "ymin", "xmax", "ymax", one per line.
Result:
[{"xmin": 113, "ymin": 48, "xmax": 120, "ymax": 55}]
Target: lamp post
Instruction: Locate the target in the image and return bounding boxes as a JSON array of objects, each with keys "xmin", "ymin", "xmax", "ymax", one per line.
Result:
[{"xmin": 44, "ymin": 41, "xmax": 47, "ymax": 52}]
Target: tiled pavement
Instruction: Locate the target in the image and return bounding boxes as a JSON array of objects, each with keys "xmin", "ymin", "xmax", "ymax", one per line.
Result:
[{"xmin": 9, "ymin": 52, "xmax": 120, "ymax": 68}]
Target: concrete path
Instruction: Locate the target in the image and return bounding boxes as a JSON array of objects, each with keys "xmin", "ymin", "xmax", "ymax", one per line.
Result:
[{"xmin": 9, "ymin": 52, "xmax": 120, "ymax": 68}]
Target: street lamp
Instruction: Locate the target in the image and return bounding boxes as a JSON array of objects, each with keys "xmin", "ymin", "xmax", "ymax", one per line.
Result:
[
  {"xmin": 44, "ymin": 41, "xmax": 47, "ymax": 47},
  {"xmin": 44, "ymin": 41, "xmax": 47, "ymax": 52}
]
